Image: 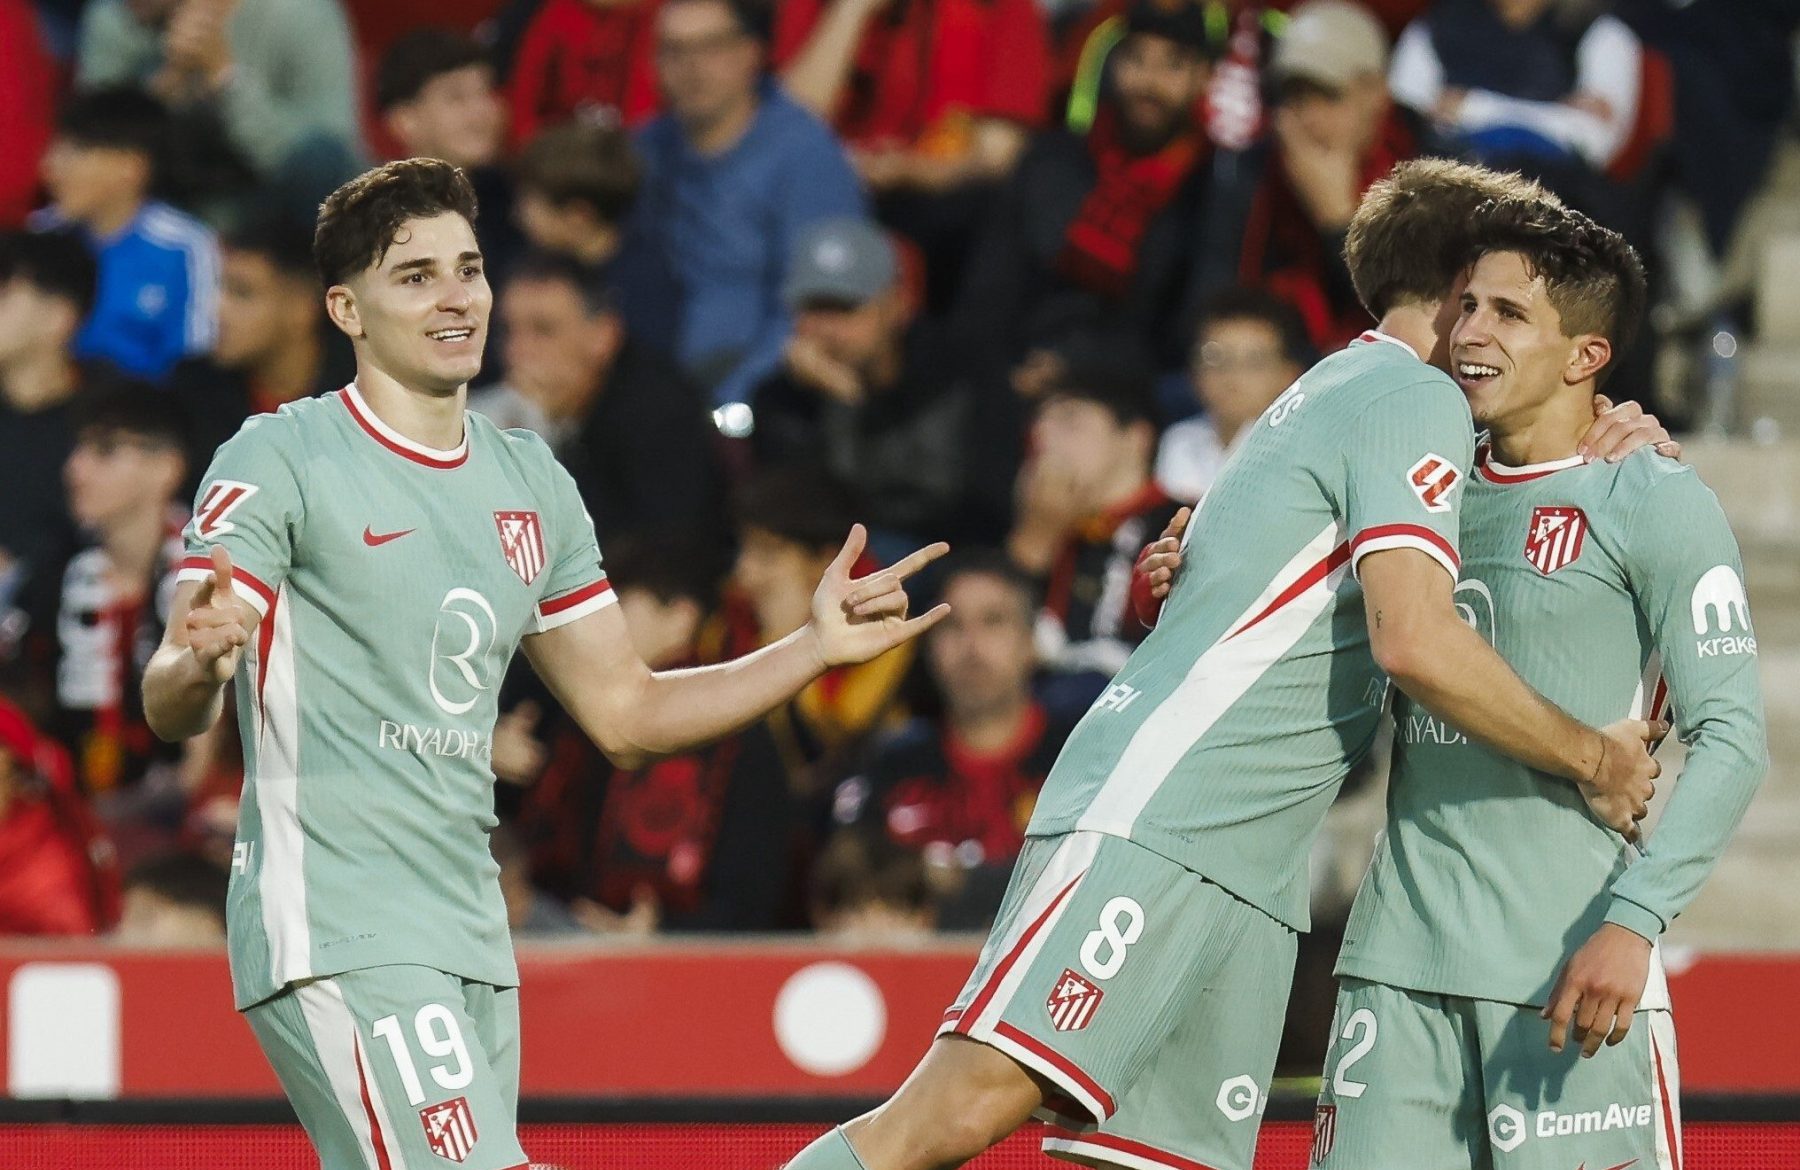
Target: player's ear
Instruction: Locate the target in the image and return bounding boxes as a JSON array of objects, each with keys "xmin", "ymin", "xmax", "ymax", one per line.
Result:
[
  {"xmin": 325, "ymin": 283, "xmax": 363, "ymax": 340},
  {"xmin": 1565, "ymin": 334, "xmax": 1612, "ymax": 386}
]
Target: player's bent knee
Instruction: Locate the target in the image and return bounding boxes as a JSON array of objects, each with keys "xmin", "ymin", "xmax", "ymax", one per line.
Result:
[{"xmin": 854, "ymin": 1037, "xmax": 1045, "ymax": 1168}]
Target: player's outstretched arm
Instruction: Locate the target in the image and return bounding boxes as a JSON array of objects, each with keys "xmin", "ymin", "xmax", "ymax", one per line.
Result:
[
  {"xmin": 144, "ymin": 546, "xmax": 262, "ymax": 742},
  {"xmin": 525, "ymin": 525, "xmax": 950, "ymax": 768},
  {"xmin": 1360, "ymin": 547, "xmax": 1662, "ymax": 839}
]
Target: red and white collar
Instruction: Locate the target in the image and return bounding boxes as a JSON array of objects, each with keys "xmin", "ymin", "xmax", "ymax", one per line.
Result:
[
  {"xmin": 1476, "ymin": 442, "xmax": 1585, "ymax": 484},
  {"xmin": 341, "ymin": 382, "xmax": 469, "ymax": 470},
  {"xmin": 1353, "ymin": 329, "xmax": 1420, "ymax": 361}
]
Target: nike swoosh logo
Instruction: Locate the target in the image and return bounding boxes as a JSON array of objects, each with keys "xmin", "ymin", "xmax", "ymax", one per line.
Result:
[{"xmin": 362, "ymin": 526, "xmax": 415, "ymax": 547}]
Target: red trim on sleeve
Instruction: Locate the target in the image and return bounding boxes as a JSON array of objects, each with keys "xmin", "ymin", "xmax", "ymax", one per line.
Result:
[
  {"xmin": 1350, "ymin": 523, "xmax": 1461, "ymax": 572},
  {"xmin": 182, "ymin": 556, "xmax": 278, "ymax": 613},
  {"xmin": 537, "ymin": 578, "xmax": 613, "ymax": 618}
]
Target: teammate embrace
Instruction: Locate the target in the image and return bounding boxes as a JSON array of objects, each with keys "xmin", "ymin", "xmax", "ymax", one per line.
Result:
[{"xmin": 787, "ymin": 162, "xmax": 1765, "ymax": 1170}]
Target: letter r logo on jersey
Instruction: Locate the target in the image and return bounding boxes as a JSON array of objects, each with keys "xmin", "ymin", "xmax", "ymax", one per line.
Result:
[
  {"xmin": 195, "ymin": 480, "xmax": 259, "ymax": 539},
  {"xmin": 1690, "ymin": 565, "xmax": 1750, "ymax": 635},
  {"xmin": 1407, "ymin": 455, "xmax": 1461, "ymax": 513}
]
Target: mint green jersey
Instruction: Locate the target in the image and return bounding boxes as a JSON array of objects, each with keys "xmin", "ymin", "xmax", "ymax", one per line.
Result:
[
  {"xmin": 179, "ymin": 385, "xmax": 614, "ymax": 1009},
  {"xmin": 1028, "ymin": 333, "xmax": 1474, "ymax": 931},
  {"xmin": 1337, "ymin": 447, "xmax": 1768, "ymax": 1007}
]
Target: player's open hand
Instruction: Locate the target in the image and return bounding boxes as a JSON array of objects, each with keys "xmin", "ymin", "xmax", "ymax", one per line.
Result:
[
  {"xmin": 1579, "ymin": 395, "xmax": 1681, "ymax": 464},
  {"xmin": 1542, "ymin": 922, "xmax": 1653, "ymax": 1057},
  {"xmin": 808, "ymin": 525, "xmax": 950, "ymax": 667},
  {"xmin": 1579, "ymin": 718, "xmax": 1667, "ymax": 842},
  {"xmin": 1130, "ymin": 507, "xmax": 1191, "ymax": 628},
  {"xmin": 185, "ymin": 545, "xmax": 258, "ymax": 684}
]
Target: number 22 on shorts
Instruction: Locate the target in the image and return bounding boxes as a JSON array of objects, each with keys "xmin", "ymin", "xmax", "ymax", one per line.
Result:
[
  {"xmin": 1079, "ymin": 897, "xmax": 1145, "ymax": 981},
  {"xmin": 1330, "ymin": 1008, "xmax": 1378, "ymax": 1099},
  {"xmin": 371, "ymin": 1004, "xmax": 475, "ymax": 1107}
]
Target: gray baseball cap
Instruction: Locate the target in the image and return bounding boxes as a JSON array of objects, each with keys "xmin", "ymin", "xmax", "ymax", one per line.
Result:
[
  {"xmin": 782, "ymin": 218, "xmax": 898, "ymax": 309},
  {"xmin": 1269, "ymin": 0, "xmax": 1389, "ymax": 91}
]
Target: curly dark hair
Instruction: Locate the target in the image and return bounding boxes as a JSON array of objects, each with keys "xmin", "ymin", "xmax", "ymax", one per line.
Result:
[
  {"xmin": 1463, "ymin": 199, "xmax": 1648, "ymax": 383},
  {"xmin": 312, "ymin": 158, "xmax": 479, "ymax": 288},
  {"xmin": 1344, "ymin": 159, "xmax": 1556, "ymax": 319}
]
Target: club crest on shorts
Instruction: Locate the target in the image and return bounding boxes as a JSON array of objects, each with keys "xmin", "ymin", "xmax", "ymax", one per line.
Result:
[
  {"xmin": 420, "ymin": 1096, "xmax": 478, "ymax": 1163},
  {"xmin": 1524, "ymin": 506, "xmax": 1588, "ymax": 576},
  {"xmin": 1046, "ymin": 968, "xmax": 1103, "ymax": 1032},
  {"xmin": 1311, "ymin": 1103, "xmax": 1337, "ymax": 1164},
  {"xmin": 494, "ymin": 510, "xmax": 546, "ymax": 585}
]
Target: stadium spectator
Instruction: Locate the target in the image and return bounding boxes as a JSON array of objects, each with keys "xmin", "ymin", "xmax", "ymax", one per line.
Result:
[
  {"xmin": 633, "ymin": 0, "xmax": 867, "ymax": 407},
  {"xmin": 1389, "ymin": 0, "xmax": 1641, "ymax": 211},
  {"xmin": 376, "ymin": 29, "xmax": 525, "ymax": 290},
  {"xmin": 491, "ymin": 823, "xmax": 584, "ymax": 936},
  {"xmin": 774, "ymin": 0, "xmax": 1050, "ymax": 193},
  {"xmin": 0, "ymin": 231, "xmax": 101, "ymax": 674},
  {"xmin": 750, "ymin": 219, "xmax": 1019, "ymax": 553},
  {"xmin": 507, "ymin": 0, "xmax": 663, "ymax": 147},
  {"xmin": 1006, "ymin": 363, "xmax": 1178, "ymax": 710},
  {"xmin": 507, "ymin": 537, "xmax": 732, "ymax": 931},
  {"xmin": 809, "ymin": 832, "xmax": 936, "ymax": 942},
  {"xmin": 168, "ymin": 219, "xmax": 355, "ymax": 481},
  {"xmin": 0, "ymin": 0, "xmax": 56, "ymax": 230},
  {"xmin": 33, "ymin": 89, "xmax": 219, "ymax": 384},
  {"xmin": 471, "ymin": 251, "xmax": 723, "ymax": 547},
  {"xmin": 51, "ymin": 387, "xmax": 189, "ymax": 817},
  {"xmin": 0, "ymin": 698, "xmax": 116, "ymax": 936},
  {"xmin": 514, "ymin": 118, "xmax": 679, "ymax": 356},
  {"xmin": 75, "ymin": 0, "xmax": 364, "ymax": 201},
  {"xmin": 113, "ymin": 849, "xmax": 226, "ymax": 944},
  {"xmin": 1155, "ymin": 286, "xmax": 1313, "ymax": 502},
  {"xmin": 831, "ymin": 551, "xmax": 1074, "ymax": 928},
  {"xmin": 1239, "ymin": 0, "xmax": 1412, "ymax": 351},
  {"xmin": 954, "ymin": 0, "xmax": 1216, "ymax": 378}
]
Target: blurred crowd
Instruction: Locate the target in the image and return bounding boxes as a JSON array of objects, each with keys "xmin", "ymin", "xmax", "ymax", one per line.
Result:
[{"xmin": 0, "ymin": 0, "xmax": 1794, "ymax": 1049}]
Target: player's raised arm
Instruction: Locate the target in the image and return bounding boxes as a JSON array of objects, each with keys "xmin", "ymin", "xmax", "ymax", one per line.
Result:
[
  {"xmin": 145, "ymin": 546, "xmax": 262, "ymax": 741},
  {"xmin": 524, "ymin": 525, "xmax": 949, "ymax": 768}
]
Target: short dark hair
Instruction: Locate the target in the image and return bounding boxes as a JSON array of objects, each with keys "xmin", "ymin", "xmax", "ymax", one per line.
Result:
[
  {"xmin": 1465, "ymin": 200, "xmax": 1648, "ymax": 384},
  {"xmin": 376, "ymin": 28, "xmax": 492, "ymax": 112},
  {"xmin": 603, "ymin": 535, "xmax": 721, "ymax": 609},
  {"xmin": 935, "ymin": 548, "xmax": 1040, "ymax": 620},
  {"xmin": 505, "ymin": 250, "xmax": 616, "ymax": 315},
  {"xmin": 1345, "ymin": 159, "xmax": 1557, "ymax": 319},
  {"xmin": 124, "ymin": 851, "xmax": 228, "ymax": 918},
  {"xmin": 1123, "ymin": 0, "xmax": 1217, "ymax": 58},
  {"xmin": 664, "ymin": 0, "xmax": 774, "ymax": 44},
  {"xmin": 516, "ymin": 119, "xmax": 641, "ymax": 226},
  {"xmin": 1193, "ymin": 285, "xmax": 1316, "ymax": 367},
  {"xmin": 55, "ymin": 86, "xmax": 169, "ymax": 173},
  {"xmin": 71, "ymin": 381, "xmax": 189, "ymax": 452},
  {"xmin": 733, "ymin": 465, "xmax": 857, "ymax": 552},
  {"xmin": 1040, "ymin": 358, "xmax": 1159, "ymax": 429},
  {"xmin": 223, "ymin": 216, "xmax": 317, "ymax": 282},
  {"xmin": 313, "ymin": 159, "xmax": 480, "ymax": 287},
  {"xmin": 0, "ymin": 229, "xmax": 99, "ymax": 318}
]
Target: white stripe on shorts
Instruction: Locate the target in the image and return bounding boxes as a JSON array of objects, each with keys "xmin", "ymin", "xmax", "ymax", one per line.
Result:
[
  {"xmin": 295, "ymin": 979, "xmax": 408, "ymax": 1169},
  {"xmin": 1647, "ymin": 1011, "xmax": 1681, "ymax": 1170}
]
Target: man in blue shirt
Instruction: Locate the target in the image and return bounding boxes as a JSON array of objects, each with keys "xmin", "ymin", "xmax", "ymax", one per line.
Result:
[
  {"xmin": 35, "ymin": 88, "xmax": 218, "ymax": 384},
  {"xmin": 632, "ymin": 0, "xmax": 866, "ymax": 411}
]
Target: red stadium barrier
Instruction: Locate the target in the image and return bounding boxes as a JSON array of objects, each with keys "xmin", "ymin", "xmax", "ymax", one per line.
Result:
[{"xmin": 2, "ymin": 943, "xmax": 1797, "ymax": 1098}]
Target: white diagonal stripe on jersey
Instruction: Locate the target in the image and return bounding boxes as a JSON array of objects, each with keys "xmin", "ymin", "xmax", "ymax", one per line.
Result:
[
  {"xmin": 958, "ymin": 832, "xmax": 1101, "ymax": 1039},
  {"xmin": 1076, "ymin": 521, "xmax": 1347, "ymax": 837},
  {"xmin": 256, "ymin": 584, "xmax": 311, "ymax": 986}
]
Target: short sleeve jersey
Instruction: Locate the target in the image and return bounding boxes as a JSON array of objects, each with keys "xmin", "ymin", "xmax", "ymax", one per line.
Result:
[
  {"xmin": 1028, "ymin": 332, "xmax": 1475, "ymax": 930},
  {"xmin": 179, "ymin": 385, "xmax": 614, "ymax": 1009},
  {"xmin": 1337, "ymin": 447, "xmax": 1767, "ymax": 1007}
]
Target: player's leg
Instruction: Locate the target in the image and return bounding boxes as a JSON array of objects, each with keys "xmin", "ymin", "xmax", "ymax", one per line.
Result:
[
  {"xmin": 791, "ymin": 831, "xmax": 1213, "ymax": 1170},
  {"xmin": 1309, "ymin": 979, "xmax": 1486, "ymax": 1170},
  {"xmin": 1479, "ymin": 1001, "xmax": 1680, "ymax": 1170},
  {"xmin": 327, "ymin": 965, "xmax": 531, "ymax": 1170},
  {"xmin": 1038, "ymin": 875, "xmax": 1297, "ymax": 1170}
]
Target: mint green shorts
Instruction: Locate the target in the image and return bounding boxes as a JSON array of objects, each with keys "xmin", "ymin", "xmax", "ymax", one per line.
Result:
[
  {"xmin": 942, "ymin": 831, "xmax": 1298, "ymax": 1170},
  {"xmin": 1311, "ymin": 977, "xmax": 1682, "ymax": 1170},
  {"xmin": 244, "ymin": 965, "xmax": 528, "ymax": 1170}
]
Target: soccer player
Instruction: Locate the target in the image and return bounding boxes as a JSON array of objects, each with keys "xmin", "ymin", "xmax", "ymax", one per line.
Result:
[
  {"xmin": 141, "ymin": 158, "xmax": 948, "ymax": 1170},
  {"xmin": 1306, "ymin": 205, "xmax": 1767, "ymax": 1169},
  {"xmin": 784, "ymin": 160, "xmax": 1666, "ymax": 1170}
]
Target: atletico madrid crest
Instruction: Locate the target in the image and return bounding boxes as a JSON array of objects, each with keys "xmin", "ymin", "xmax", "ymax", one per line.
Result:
[
  {"xmin": 1046, "ymin": 968, "xmax": 1104, "ymax": 1032},
  {"xmin": 1524, "ymin": 506, "xmax": 1588, "ymax": 576},
  {"xmin": 495, "ymin": 510, "xmax": 546, "ymax": 585},
  {"xmin": 1311, "ymin": 1103, "xmax": 1337, "ymax": 1164},
  {"xmin": 420, "ymin": 1096, "xmax": 478, "ymax": 1163}
]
